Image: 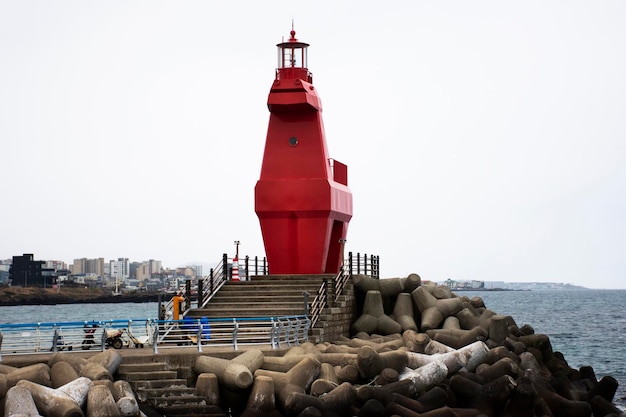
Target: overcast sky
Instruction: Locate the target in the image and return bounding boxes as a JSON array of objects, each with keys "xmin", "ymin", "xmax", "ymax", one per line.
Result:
[{"xmin": 1, "ymin": 1, "xmax": 625, "ymax": 289}]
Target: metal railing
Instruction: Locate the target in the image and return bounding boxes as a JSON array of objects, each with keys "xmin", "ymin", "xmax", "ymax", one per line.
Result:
[
  {"xmin": 347, "ymin": 252, "xmax": 380, "ymax": 278},
  {"xmin": 156, "ymin": 251, "xmax": 377, "ymax": 336},
  {"xmin": 0, "ymin": 319, "xmax": 151, "ymax": 357},
  {"xmin": 307, "ymin": 279, "xmax": 329, "ymax": 329},
  {"xmin": 0, "ymin": 315, "xmax": 310, "ymax": 357}
]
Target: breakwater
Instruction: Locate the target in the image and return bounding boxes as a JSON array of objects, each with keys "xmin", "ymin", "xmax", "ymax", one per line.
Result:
[
  {"xmin": 1, "ymin": 277, "xmax": 624, "ymax": 416},
  {"xmin": 0, "ymin": 287, "xmax": 161, "ymax": 307}
]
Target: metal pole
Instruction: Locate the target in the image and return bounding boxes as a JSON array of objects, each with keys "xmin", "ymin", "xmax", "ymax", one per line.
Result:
[
  {"xmin": 254, "ymin": 256, "xmax": 258, "ymax": 276},
  {"xmin": 303, "ymin": 291, "xmax": 309, "ymax": 316},
  {"xmin": 348, "ymin": 251, "xmax": 353, "ymax": 277},
  {"xmin": 197, "ymin": 279, "xmax": 203, "ymax": 308},
  {"xmin": 185, "ymin": 280, "xmax": 191, "ymax": 312}
]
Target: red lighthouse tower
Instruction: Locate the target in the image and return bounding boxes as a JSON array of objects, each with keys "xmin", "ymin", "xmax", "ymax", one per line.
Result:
[{"xmin": 255, "ymin": 28, "xmax": 353, "ymax": 275}]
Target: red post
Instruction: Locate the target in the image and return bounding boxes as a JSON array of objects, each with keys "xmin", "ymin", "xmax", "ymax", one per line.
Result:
[{"xmin": 232, "ymin": 240, "xmax": 240, "ymax": 282}]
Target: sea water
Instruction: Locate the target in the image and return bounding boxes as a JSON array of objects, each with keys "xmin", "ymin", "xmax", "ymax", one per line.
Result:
[
  {"xmin": 0, "ymin": 290, "xmax": 624, "ymax": 409},
  {"xmin": 462, "ymin": 289, "xmax": 626, "ymax": 409},
  {"xmin": 0, "ymin": 301, "xmax": 160, "ymax": 324}
]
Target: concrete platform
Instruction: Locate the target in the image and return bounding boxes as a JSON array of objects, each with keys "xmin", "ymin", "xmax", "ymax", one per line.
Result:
[{"xmin": 1, "ymin": 343, "xmax": 290, "ymax": 369}]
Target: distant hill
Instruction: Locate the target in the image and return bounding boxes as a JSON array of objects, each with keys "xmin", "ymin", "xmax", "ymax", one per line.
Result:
[{"xmin": 0, "ymin": 286, "xmax": 160, "ymax": 306}]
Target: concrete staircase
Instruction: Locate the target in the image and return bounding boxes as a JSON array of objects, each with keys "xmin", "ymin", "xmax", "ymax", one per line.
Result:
[
  {"xmin": 185, "ymin": 275, "xmax": 334, "ymax": 319},
  {"xmin": 184, "ymin": 274, "xmax": 357, "ymax": 343},
  {"xmin": 116, "ymin": 360, "xmax": 226, "ymax": 417}
]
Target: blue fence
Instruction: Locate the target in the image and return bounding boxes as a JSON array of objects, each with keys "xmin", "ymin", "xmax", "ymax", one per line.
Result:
[{"xmin": 0, "ymin": 315, "xmax": 310, "ymax": 358}]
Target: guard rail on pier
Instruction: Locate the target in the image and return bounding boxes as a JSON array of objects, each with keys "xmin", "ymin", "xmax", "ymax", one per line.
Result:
[{"xmin": 0, "ymin": 315, "xmax": 310, "ymax": 358}]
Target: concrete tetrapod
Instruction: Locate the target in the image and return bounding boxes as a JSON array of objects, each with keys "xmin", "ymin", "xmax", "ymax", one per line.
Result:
[
  {"xmin": 352, "ymin": 275, "xmax": 405, "ymax": 298},
  {"xmin": 401, "ymin": 330, "xmax": 431, "ymax": 353},
  {"xmin": 16, "ymin": 379, "xmax": 85, "ymax": 417},
  {"xmin": 425, "ymin": 327, "xmax": 488, "ymax": 349},
  {"xmin": 79, "ymin": 349, "xmax": 122, "ymax": 382},
  {"xmin": 4, "ymin": 385, "xmax": 42, "ymax": 417},
  {"xmin": 399, "ymin": 360, "xmax": 448, "ymax": 393},
  {"xmin": 411, "ymin": 287, "xmax": 463, "ymax": 331},
  {"xmin": 309, "ymin": 363, "xmax": 339, "ymax": 396},
  {"xmin": 194, "ymin": 348, "xmax": 264, "ymax": 390},
  {"xmin": 50, "ymin": 362, "xmax": 79, "ymax": 389},
  {"xmin": 253, "ymin": 356, "xmax": 321, "ymax": 408},
  {"xmin": 6, "ymin": 363, "xmax": 52, "ymax": 392},
  {"xmin": 392, "ymin": 293, "xmax": 418, "ymax": 332},
  {"xmin": 351, "ymin": 290, "xmax": 402, "ymax": 335},
  {"xmin": 406, "ymin": 341, "xmax": 489, "ymax": 376},
  {"xmin": 356, "ymin": 345, "xmax": 409, "ymax": 379},
  {"xmin": 284, "ymin": 381, "xmax": 356, "ymax": 416},
  {"xmin": 240, "ymin": 375, "xmax": 281, "ymax": 417},
  {"xmin": 517, "ymin": 351, "xmax": 593, "ymax": 417},
  {"xmin": 449, "ymin": 373, "xmax": 518, "ymax": 417},
  {"xmin": 86, "ymin": 384, "xmax": 121, "ymax": 417},
  {"xmin": 195, "ymin": 373, "xmax": 220, "ymax": 406},
  {"xmin": 57, "ymin": 377, "xmax": 93, "ymax": 410},
  {"xmin": 112, "ymin": 380, "xmax": 139, "ymax": 417}
]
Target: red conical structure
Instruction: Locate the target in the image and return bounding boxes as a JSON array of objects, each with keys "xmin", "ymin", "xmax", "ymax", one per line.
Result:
[{"xmin": 255, "ymin": 28, "xmax": 353, "ymax": 275}]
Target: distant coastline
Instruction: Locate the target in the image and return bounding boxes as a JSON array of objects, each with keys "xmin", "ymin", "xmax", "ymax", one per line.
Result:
[
  {"xmin": 451, "ymin": 288, "xmax": 529, "ymax": 292},
  {"xmin": 0, "ymin": 286, "xmax": 162, "ymax": 306}
]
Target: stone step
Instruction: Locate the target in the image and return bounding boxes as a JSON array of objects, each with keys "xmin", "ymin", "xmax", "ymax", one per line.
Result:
[
  {"xmin": 211, "ymin": 294, "xmax": 308, "ymax": 301},
  {"xmin": 136, "ymin": 386, "xmax": 197, "ymax": 401},
  {"xmin": 147, "ymin": 394, "xmax": 211, "ymax": 407},
  {"xmin": 131, "ymin": 378, "xmax": 189, "ymax": 390},
  {"xmin": 199, "ymin": 296, "xmax": 304, "ymax": 309},
  {"xmin": 118, "ymin": 362, "xmax": 168, "ymax": 374},
  {"xmin": 149, "ymin": 404, "xmax": 225, "ymax": 417},
  {"xmin": 119, "ymin": 370, "xmax": 178, "ymax": 381},
  {"xmin": 186, "ymin": 308, "xmax": 306, "ymax": 319},
  {"xmin": 187, "ymin": 275, "xmax": 337, "ymax": 320}
]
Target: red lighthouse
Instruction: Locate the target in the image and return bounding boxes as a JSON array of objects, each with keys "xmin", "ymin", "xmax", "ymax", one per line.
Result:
[{"xmin": 254, "ymin": 28, "xmax": 353, "ymax": 275}]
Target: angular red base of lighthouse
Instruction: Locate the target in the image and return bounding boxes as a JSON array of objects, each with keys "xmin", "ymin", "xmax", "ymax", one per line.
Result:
[{"xmin": 255, "ymin": 29, "xmax": 353, "ymax": 275}]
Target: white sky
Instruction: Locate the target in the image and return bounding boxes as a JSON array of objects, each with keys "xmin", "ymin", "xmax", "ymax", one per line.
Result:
[{"xmin": 1, "ymin": 1, "xmax": 625, "ymax": 289}]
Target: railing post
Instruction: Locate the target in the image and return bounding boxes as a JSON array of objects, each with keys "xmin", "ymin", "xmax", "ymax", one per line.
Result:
[
  {"xmin": 270, "ymin": 318, "xmax": 278, "ymax": 349},
  {"xmin": 254, "ymin": 256, "xmax": 258, "ymax": 276},
  {"xmin": 153, "ymin": 321, "xmax": 159, "ymax": 354},
  {"xmin": 197, "ymin": 319, "xmax": 203, "ymax": 353},
  {"xmin": 223, "ymin": 253, "xmax": 229, "ymax": 280},
  {"xmin": 232, "ymin": 319, "xmax": 239, "ymax": 351},
  {"xmin": 376, "ymin": 255, "xmax": 380, "ymax": 279},
  {"xmin": 210, "ymin": 268, "xmax": 214, "ymax": 294},
  {"xmin": 101, "ymin": 327, "xmax": 107, "ymax": 352},
  {"xmin": 52, "ymin": 327, "xmax": 59, "ymax": 353},
  {"xmin": 323, "ymin": 278, "xmax": 329, "ymax": 308},
  {"xmin": 263, "ymin": 257, "xmax": 268, "ymax": 275},
  {"xmin": 303, "ymin": 291, "xmax": 309, "ymax": 316},
  {"xmin": 197, "ymin": 279, "xmax": 203, "ymax": 308},
  {"xmin": 185, "ymin": 280, "xmax": 191, "ymax": 311},
  {"xmin": 245, "ymin": 255, "xmax": 249, "ymax": 281},
  {"xmin": 348, "ymin": 251, "xmax": 353, "ymax": 277},
  {"xmin": 357, "ymin": 253, "xmax": 361, "ymax": 275}
]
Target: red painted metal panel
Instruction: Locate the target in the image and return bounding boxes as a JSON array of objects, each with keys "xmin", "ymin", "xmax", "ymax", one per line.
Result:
[{"xmin": 254, "ymin": 29, "xmax": 353, "ymax": 275}]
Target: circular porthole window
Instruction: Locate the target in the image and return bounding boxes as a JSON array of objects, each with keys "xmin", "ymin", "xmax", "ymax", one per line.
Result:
[{"xmin": 288, "ymin": 136, "xmax": 299, "ymax": 147}]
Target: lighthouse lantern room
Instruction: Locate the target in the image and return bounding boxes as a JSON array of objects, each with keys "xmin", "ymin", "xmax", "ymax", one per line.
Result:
[{"xmin": 276, "ymin": 29, "xmax": 312, "ymax": 83}]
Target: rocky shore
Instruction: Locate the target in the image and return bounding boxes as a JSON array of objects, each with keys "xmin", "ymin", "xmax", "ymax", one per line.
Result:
[
  {"xmin": 1, "ymin": 274, "xmax": 624, "ymax": 417},
  {"xmin": 0, "ymin": 287, "xmax": 161, "ymax": 306}
]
